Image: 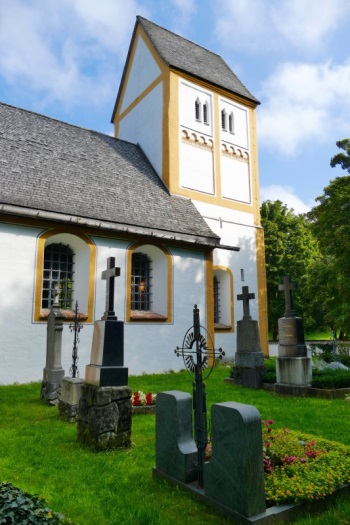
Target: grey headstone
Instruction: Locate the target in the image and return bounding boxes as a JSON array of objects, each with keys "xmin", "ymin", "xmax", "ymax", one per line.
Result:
[
  {"xmin": 205, "ymin": 402, "xmax": 266, "ymax": 518},
  {"xmin": 155, "ymin": 391, "xmax": 197, "ymax": 483}
]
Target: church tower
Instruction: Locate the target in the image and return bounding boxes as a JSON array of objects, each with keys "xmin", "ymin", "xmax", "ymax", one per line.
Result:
[{"xmin": 112, "ymin": 17, "xmax": 268, "ymax": 354}]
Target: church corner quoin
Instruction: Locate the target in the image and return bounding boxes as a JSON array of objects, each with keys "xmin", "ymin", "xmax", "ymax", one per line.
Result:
[{"xmin": 0, "ymin": 15, "xmax": 268, "ymax": 384}]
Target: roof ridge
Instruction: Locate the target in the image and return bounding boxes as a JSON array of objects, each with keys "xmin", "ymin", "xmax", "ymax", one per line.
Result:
[
  {"xmin": 0, "ymin": 101, "xmax": 140, "ymax": 149},
  {"xmin": 137, "ymin": 15, "xmax": 223, "ymax": 62}
]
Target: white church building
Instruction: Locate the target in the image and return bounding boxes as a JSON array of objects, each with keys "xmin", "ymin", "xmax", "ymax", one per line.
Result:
[{"xmin": 0, "ymin": 16, "xmax": 268, "ymax": 384}]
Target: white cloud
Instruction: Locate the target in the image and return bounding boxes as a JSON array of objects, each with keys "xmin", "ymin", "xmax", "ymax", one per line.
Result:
[
  {"xmin": 257, "ymin": 61, "xmax": 350, "ymax": 155},
  {"xmin": 0, "ymin": 0, "xmax": 145, "ymax": 109},
  {"xmin": 214, "ymin": 0, "xmax": 350, "ymax": 53},
  {"xmin": 260, "ymin": 185, "xmax": 311, "ymax": 214}
]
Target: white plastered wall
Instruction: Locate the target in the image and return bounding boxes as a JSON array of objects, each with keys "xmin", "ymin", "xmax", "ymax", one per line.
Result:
[
  {"xmin": 192, "ymin": 201, "xmax": 260, "ymax": 361},
  {"xmin": 0, "ymin": 225, "xmax": 209, "ymax": 383},
  {"xmin": 117, "ymin": 35, "xmax": 163, "ymax": 178}
]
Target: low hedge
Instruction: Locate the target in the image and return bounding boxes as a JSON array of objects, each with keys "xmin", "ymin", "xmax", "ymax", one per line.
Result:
[{"xmin": 231, "ymin": 359, "xmax": 350, "ymax": 389}]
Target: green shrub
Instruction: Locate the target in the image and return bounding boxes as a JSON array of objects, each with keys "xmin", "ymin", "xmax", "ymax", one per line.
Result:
[
  {"xmin": 312, "ymin": 368, "xmax": 350, "ymax": 389},
  {"xmin": 263, "ymin": 358, "xmax": 276, "ymax": 383},
  {"xmin": 0, "ymin": 482, "xmax": 72, "ymax": 524}
]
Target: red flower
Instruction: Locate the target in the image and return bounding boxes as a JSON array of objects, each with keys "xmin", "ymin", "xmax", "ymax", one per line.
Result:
[
  {"xmin": 133, "ymin": 392, "xmax": 141, "ymax": 406},
  {"xmin": 145, "ymin": 392, "xmax": 153, "ymax": 406}
]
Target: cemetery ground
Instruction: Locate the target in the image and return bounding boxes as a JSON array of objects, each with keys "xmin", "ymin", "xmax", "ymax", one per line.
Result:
[{"xmin": 2, "ymin": 367, "xmax": 350, "ymax": 525}]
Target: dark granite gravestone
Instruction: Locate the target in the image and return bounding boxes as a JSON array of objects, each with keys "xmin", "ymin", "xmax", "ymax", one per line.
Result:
[
  {"xmin": 153, "ymin": 394, "xmax": 266, "ymax": 520},
  {"xmin": 155, "ymin": 391, "xmax": 197, "ymax": 483},
  {"xmin": 205, "ymin": 402, "xmax": 266, "ymax": 518},
  {"xmin": 233, "ymin": 286, "xmax": 265, "ymax": 388},
  {"xmin": 85, "ymin": 257, "xmax": 128, "ymax": 387},
  {"xmin": 40, "ymin": 285, "xmax": 65, "ymax": 405},
  {"xmin": 276, "ymin": 276, "xmax": 312, "ymax": 389},
  {"xmin": 78, "ymin": 257, "xmax": 131, "ymax": 450}
]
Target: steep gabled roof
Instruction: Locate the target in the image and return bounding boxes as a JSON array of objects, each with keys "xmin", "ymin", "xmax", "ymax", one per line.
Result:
[
  {"xmin": 112, "ymin": 16, "xmax": 258, "ymax": 120},
  {"xmin": 0, "ymin": 103, "xmax": 219, "ymax": 247}
]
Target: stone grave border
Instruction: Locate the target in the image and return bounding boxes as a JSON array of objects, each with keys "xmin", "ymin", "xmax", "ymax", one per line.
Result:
[{"xmin": 152, "ymin": 469, "xmax": 350, "ymax": 525}]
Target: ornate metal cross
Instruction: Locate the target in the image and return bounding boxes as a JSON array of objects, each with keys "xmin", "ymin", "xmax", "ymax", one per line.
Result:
[
  {"xmin": 278, "ymin": 275, "xmax": 297, "ymax": 317},
  {"xmin": 174, "ymin": 305, "xmax": 225, "ymax": 488},
  {"xmin": 69, "ymin": 301, "xmax": 83, "ymax": 378},
  {"xmin": 237, "ymin": 285, "xmax": 255, "ymax": 320},
  {"xmin": 101, "ymin": 257, "xmax": 120, "ymax": 320}
]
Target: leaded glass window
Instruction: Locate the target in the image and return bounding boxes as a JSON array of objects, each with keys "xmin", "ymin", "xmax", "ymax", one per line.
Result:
[
  {"xmin": 131, "ymin": 252, "xmax": 152, "ymax": 311},
  {"xmin": 42, "ymin": 243, "xmax": 74, "ymax": 309}
]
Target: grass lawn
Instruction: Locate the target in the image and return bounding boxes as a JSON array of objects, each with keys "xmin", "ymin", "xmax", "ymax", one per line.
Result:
[{"xmin": 1, "ymin": 366, "xmax": 350, "ymax": 524}]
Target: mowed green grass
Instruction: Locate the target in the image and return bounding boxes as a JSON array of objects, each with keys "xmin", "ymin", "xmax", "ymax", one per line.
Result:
[{"xmin": 1, "ymin": 366, "xmax": 350, "ymax": 524}]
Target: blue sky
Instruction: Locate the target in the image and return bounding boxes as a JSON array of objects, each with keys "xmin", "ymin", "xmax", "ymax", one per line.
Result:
[{"xmin": 1, "ymin": 0, "xmax": 350, "ymax": 214}]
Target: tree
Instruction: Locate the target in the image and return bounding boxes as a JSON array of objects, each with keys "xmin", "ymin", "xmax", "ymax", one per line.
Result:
[
  {"xmin": 261, "ymin": 200, "xmax": 320, "ymax": 339},
  {"xmin": 308, "ymin": 139, "xmax": 350, "ymax": 338},
  {"xmin": 330, "ymin": 139, "xmax": 350, "ymax": 173}
]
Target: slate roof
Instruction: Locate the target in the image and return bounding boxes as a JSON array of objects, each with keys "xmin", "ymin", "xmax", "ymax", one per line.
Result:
[
  {"xmin": 112, "ymin": 17, "xmax": 258, "ymax": 120},
  {"xmin": 0, "ymin": 102, "xmax": 220, "ymax": 247}
]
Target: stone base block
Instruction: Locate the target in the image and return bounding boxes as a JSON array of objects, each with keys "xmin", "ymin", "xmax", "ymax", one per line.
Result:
[
  {"xmin": 58, "ymin": 377, "xmax": 84, "ymax": 422},
  {"xmin": 40, "ymin": 381, "xmax": 62, "ymax": 406},
  {"xmin": 85, "ymin": 364, "xmax": 128, "ymax": 387},
  {"xmin": 276, "ymin": 356, "xmax": 312, "ymax": 386},
  {"xmin": 233, "ymin": 366, "xmax": 264, "ymax": 389},
  {"xmin": 77, "ymin": 383, "xmax": 132, "ymax": 451}
]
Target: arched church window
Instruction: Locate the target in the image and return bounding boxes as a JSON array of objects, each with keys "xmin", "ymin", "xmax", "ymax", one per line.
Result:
[
  {"xmin": 131, "ymin": 252, "xmax": 152, "ymax": 311},
  {"xmin": 195, "ymin": 98, "xmax": 201, "ymax": 121},
  {"xmin": 229, "ymin": 112, "xmax": 235, "ymax": 134},
  {"xmin": 213, "ymin": 275, "xmax": 220, "ymax": 323},
  {"xmin": 221, "ymin": 109, "xmax": 227, "ymax": 131},
  {"xmin": 42, "ymin": 243, "xmax": 74, "ymax": 309},
  {"xmin": 213, "ymin": 267, "xmax": 233, "ymax": 331}
]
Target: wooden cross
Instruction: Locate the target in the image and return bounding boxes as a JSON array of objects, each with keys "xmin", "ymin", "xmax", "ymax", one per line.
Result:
[
  {"xmin": 101, "ymin": 257, "xmax": 120, "ymax": 320},
  {"xmin": 278, "ymin": 275, "xmax": 297, "ymax": 317},
  {"xmin": 237, "ymin": 286, "xmax": 255, "ymax": 320}
]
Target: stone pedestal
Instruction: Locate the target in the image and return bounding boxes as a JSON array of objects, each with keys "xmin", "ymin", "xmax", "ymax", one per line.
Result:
[
  {"xmin": 85, "ymin": 320, "xmax": 128, "ymax": 387},
  {"xmin": 78, "ymin": 384, "xmax": 132, "ymax": 450},
  {"xmin": 154, "ymin": 391, "xmax": 197, "ymax": 483},
  {"xmin": 276, "ymin": 316, "xmax": 312, "ymax": 387},
  {"xmin": 205, "ymin": 402, "xmax": 266, "ymax": 518},
  {"xmin": 58, "ymin": 377, "xmax": 84, "ymax": 422},
  {"xmin": 41, "ymin": 306, "xmax": 65, "ymax": 405},
  {"xmin": 233, "ymin": 319, "xmax": 265, "ymax": 389}
]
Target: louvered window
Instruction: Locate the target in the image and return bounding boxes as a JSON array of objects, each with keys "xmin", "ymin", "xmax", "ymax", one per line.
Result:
[
  {"xmin": 229, "ymin": 112, "xmax": 235, "ymax": 133},
  {"xmin": 221, "ymin": 109, "xmax": 227, "ymax": 130},
  {"xmin": 195, "ymin": 98, "xmax": 201, "ymax": 121},
  {"xmin": 203, "ymin": 102, "xmax": 209, "ymax": 124},
  {"xmin": 42, "ymin": 243, "xmax": 74, "ymax": 309}
]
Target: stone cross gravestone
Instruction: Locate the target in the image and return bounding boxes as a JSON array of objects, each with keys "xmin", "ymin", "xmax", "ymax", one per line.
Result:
[
  {"xmin": 233, "ymin": 286, "xmax": 265, "ymax": 389},
  {"xmin": 40, "ymin": 284, "xmax": 65, "ymax": 405},
  {"xmin": 79, "ymin": 257, "xmax": 131, "ymax": 450},
  {"xmin": 85, "ymin": 257, "xmax": 128, "ymax": 387},
  {"xmin": 276, "ymin": 275, "xmax": 312, "ymax": 389}
]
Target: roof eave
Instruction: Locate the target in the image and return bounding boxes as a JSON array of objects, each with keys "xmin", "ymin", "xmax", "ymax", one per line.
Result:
[{"xmin": 0, "ymin": 204, "xmax": 221, "ymax": 249}]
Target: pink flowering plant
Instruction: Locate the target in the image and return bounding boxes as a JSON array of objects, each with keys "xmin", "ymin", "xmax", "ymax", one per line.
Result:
[
  {"xmin": 262, "ymin": 419, "xmax": 350, "ymax": 506},
  {"xmin": 132, "ymin": 391, "xmax": 157, "ymax": 406}
]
